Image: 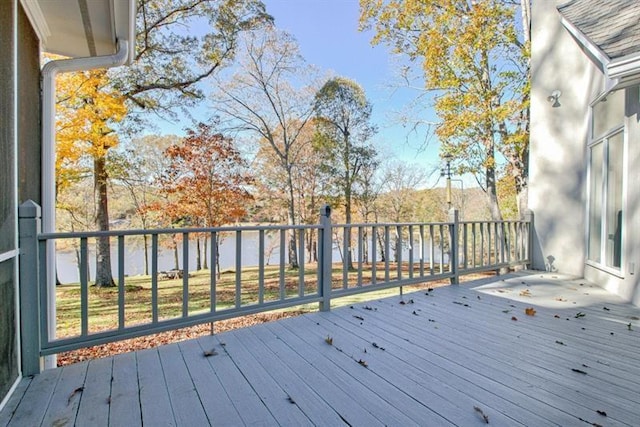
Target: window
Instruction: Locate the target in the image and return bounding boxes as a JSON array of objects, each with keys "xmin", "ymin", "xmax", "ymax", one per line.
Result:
[{"xmin": 587, "ymin": 90, "xmax": 625, "ymax": 271}]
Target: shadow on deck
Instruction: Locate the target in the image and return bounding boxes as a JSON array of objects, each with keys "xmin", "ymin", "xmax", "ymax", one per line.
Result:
[{"xmin": 2, "ymin": 271, "xmax": 639, "ymax": 426}]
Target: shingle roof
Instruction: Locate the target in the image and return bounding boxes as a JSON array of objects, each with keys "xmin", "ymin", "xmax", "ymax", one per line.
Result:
[{"xmin": 558, "ymin": 0, "xmax": 640, "ymax": 60}]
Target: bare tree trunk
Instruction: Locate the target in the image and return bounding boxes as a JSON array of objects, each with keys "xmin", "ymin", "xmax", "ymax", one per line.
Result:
[
  {"xmin": 286, "ymin": 169, "xmax": 299, "ymax": 269},
  {"xmin": 196, "ymin": 235, "xmax": 202, "ymax": 270},
  {"xmin": 203, "ymin": 235, "xmax": 208, "ymax": 270},
  {"xmin": 94, "ymin": 155, "xmax": 115, "ymax": 287},
  {"xmin": 171, "ymin": 234, "xmax": 180, "ymax": 270},
  {"xmin": 143, "ymin": 234, "xmax": 149, "ymax": 276}
]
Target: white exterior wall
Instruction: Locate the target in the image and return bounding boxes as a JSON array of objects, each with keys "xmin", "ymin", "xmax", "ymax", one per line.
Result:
[
  {"xmin": 586, "ymin": 90, "xmax": 640, "ymax": 305},
  {"xmin": 530, "ymin": 2, "xmax": 640, "ymax": 305},
  {"xmin": 530, "ymin": 1, "xmax": 603, "ymax": 276}
]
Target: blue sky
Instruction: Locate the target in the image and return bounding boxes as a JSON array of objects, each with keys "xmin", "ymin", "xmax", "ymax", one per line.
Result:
[
  {"xmin": 152, "ymin": 0, "xmax": 445, "ymax": 184},
  {"xmin": 262, "ymin": 0, "xmax": 442, "ymax": 177}
]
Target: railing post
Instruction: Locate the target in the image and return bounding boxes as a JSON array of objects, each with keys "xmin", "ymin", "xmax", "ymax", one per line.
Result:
[
  {"xmin": 319, "ymin": 205, "xmax": 332, "ymax": 312},
  {"xmin": 18, "ymin": 200, "xmax": 42, "ymax": 375},
  {"xmin": 448, "ymin": 208, "xmax": 459, "ymax": 285},
  {"xmin": 524, "ymin": 209, "xmax": 534, "ymax": 269}
]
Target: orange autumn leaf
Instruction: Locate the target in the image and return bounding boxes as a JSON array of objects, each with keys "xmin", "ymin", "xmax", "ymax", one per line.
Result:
[{"xmin": 525, "ymin": 307, "xmax": 536, "ymax": 316}]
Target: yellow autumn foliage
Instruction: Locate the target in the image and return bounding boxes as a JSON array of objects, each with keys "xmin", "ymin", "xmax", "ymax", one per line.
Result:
[{"xmin": 55, "ymin": 66, "xmax": 127, "ymax": 192}]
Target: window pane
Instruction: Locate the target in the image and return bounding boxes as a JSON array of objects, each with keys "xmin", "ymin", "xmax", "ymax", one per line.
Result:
[
  {"xmin": 606, "ymin": 131, "xmax": 623, "ymax": 269},
  {"xmin": 592, "ymin": 89, "xmax": 624, "ymax": 139},
  {"xmin": 588, "ymin": 143, "xmax": 603, "ymax": 263}
]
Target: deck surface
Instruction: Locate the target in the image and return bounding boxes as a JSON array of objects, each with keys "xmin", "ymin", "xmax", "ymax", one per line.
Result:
[{"xmin": 2, "ymin": 271, "xmax": 640, "ymax": 426}]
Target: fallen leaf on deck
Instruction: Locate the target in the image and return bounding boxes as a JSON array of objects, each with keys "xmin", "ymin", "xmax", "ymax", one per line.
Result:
[
  {"xmin": 474, "ymin": 406, "xmax": 489, "ymax": 424},
  {"xmin": 203, "ymin": 349, "xmax": 218, "ymax": 357},
  {"xmin": 363, "ymin": 306, "xmax": 374, "ymax": 311},
  {"xmin": 525, "ymin": 307, "xmax": 536, "ymax": 316},
  {"xmin": 571, "ymin": 368, "xmax": 588, "ymax": 374},
  {"xmin": 67, "ymin": 387, "xmax": 84, "ymax": 405},
  {"xmin": 554, "ymin": 315, "xmax": 560, "ymax": 318},
  {"xmin": 357, "ymin": 359, "xmax": 368, "ymax": 368},
  {"xmin": 627, "ymin": 323, "xmax": 633, "ymax": 331},
  {"xmin": 372, "ymin": 342, "xmax": 385, "ymax": 351},
  {"xmin": 502, "ymin": 310, "xmax": 511, "ymax": 313},
  {"xmin": 399, "ymin": 301, "xmax": 406, "ymax": 305},
  {"xmin": 575, "ymin": 312, "xmax": 586, "ymax": 318},
  {"xmin": 519, "ymin": 289, "xmax": 532, "ymax": 297},
  {"xmin": 353, "ymin": 315, "xmax": 364, "ymax": 321},
  {"xmin": 287, "ymin": 395, "xmax": 296, "ymax": 404},
  {"xmin": 555, "ymin": 340, "xmax": 565, "ymax": 346},
  {"xmin": 412, "ymin": 311, "xmax": 418, "ymax": 316},
  {"xmin": 603, "ymin": 307, "xmax": 610, "ymax": 311},
  {"xmin": 325, "ymin": 336, "xmax": 333, "ymax": 346},
  {"xmin": 511, "ymin": 316, "xmax": 518, "ymax": 321},
  {"xmin": 596, "ymin": 410, "xmax": 607, "ymax": 417},
  {"xmin": 630, "ymin": 316, "xmax": 640, "ymax": 320}
]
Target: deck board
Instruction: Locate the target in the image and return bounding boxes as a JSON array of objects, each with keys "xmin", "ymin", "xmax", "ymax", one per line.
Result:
[
  {"xmin": 75, "ymin": 357, "xmax": 112, "ymax": 427},
  {"xmin": 5, "ymin": 366, "xmax": 61, "ymax": 426},
  {"xmin": 350, "ymin": 294, "xmax": 632, "ymax": 426},
  {"xmin": 109, "ymin": 351, "xmax": 141, "ymax": 427},
  {"xmin": 157, "ymin": 343, "xmax": 211, "ymax": 426},
  {"xmin": 2, "ymin": 271, "xmax": 640, "ymax": 426},
  {"xmin": 136, "ymin": 348, "xmax": 176, "ymax": 426},
  {"xmin": 179, "ymin": 339, "xmax": 244, "ymax": 426}
]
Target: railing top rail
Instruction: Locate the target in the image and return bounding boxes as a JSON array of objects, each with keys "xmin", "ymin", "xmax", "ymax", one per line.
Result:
[
  {"xmin": 39, "ymin": 223, "xmax": 323, "ymax": 240},
  {"xmin": 459, "ymin": 219, "xmax": 531, "ymax": 225},
  {"xmin": 333, "ymin": 221, "xmax": 453, "ymax": 228}
]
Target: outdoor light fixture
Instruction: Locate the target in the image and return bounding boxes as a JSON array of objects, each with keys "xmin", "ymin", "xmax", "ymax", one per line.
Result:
[{"xmin": 547, "ymin": 89, "xmax": 562, "ymax": 107}]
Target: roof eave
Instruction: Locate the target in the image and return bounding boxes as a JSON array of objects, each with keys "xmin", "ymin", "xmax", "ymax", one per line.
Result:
[
  {"xmin": 559, "ymin": 15, "xmax": 610, "ymax": 68},
  {"xmin": 607, "ymin": 52, "xmax": 640, "ymax": 88}
]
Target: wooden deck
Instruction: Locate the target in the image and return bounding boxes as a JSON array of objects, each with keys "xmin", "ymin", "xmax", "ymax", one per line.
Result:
[{"xmin": 2, "ymin": 271, "xmax": 640, "ymax": 426}]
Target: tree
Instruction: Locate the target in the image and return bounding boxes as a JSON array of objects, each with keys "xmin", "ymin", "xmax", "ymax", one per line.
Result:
[
  {"xmin": 112, "ymin": 0, "xmax": 272, "ymax": 118},
  {"xmin": 56, "ymin": 69, "xmax": 127, "ymax": 287},
  {"xmin": 380, "ymin": 161, "xmax": 428, "ymax": 223},
  {"xmin": 212, "ymin": 26, "xmax": 318, "ymax": 269},
  {"xmin": 360, "ymin": 0, "xmax": 530, "ymax": 219},
  {"xmin": 109, "ymin": 135, "xmax": 178, "ymax": 274},
  {"xmin": 55, "ymin": 0, "xmax": 271, "ymax": 285},
  {"xmin": 159, "ymin": 123, "xmax": 253, "ymax": 275},
  {"xmin": 313, "ymin": 77, "xmax": 378, "ymax": 269}
]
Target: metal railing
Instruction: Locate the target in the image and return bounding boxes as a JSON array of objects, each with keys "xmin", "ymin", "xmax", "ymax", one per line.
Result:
[{"xmin": 18, "ymin": 201, "xmax": 533, "ymax": 374}]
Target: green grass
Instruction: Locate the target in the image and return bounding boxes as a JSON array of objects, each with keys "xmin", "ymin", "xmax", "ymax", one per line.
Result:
[{"xmin": 55, "ymin": 262, "xmax": 456, "ymax": 338}]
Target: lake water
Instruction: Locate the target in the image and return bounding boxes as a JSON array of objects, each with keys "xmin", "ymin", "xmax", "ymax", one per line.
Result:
[{"xmin": 55, "ymin": 231, "xmax": 447, "ymax": 284}]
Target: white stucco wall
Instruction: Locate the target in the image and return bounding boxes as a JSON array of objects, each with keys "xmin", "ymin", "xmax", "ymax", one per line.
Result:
[
  {"xmin": 530, "ymin": 2, "xmax": 640, "ymax": 305},
  {"xmin": 585, "ymin": 90, "xmax": 640, "ymax": 305},
  {"xmin": 529, "ymin": 1, "xmax": 604, "ymax": 276}
]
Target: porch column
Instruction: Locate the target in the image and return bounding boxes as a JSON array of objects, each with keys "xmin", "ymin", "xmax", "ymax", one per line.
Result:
[
  {"xmin": 319, "ymin": 205, "xmax": 332, "ymax": 312},
  {"xmin": 18, "ymin": 200, "xmax": 42, "ymax": 375}
]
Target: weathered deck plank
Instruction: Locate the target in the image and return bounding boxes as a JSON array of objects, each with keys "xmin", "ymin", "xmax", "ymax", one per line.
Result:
[
  {"xmin": 136, "ymin": 348, "xmax": 176, "ymax": 426},
  {"xmin": 4, "ymin": 366, "xmax": 61, "ymax": 426},
  {"xmin": 157, "ymin": 343, "xmax": 210, "ymax": 426},
  {"xmin": 109, "ymin": 351, "xmax": 141, "ymax": 427},
  {"xmin": 179, "ymin": 339, "xmax": 244, "ymax": 426},
  {"xmin": 74, "ymin": 357, "xmax": 112, "ymax": 427},
  {"xmin": 1, "ymin": 272, "xmax": 640, "ymax": 426}
]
